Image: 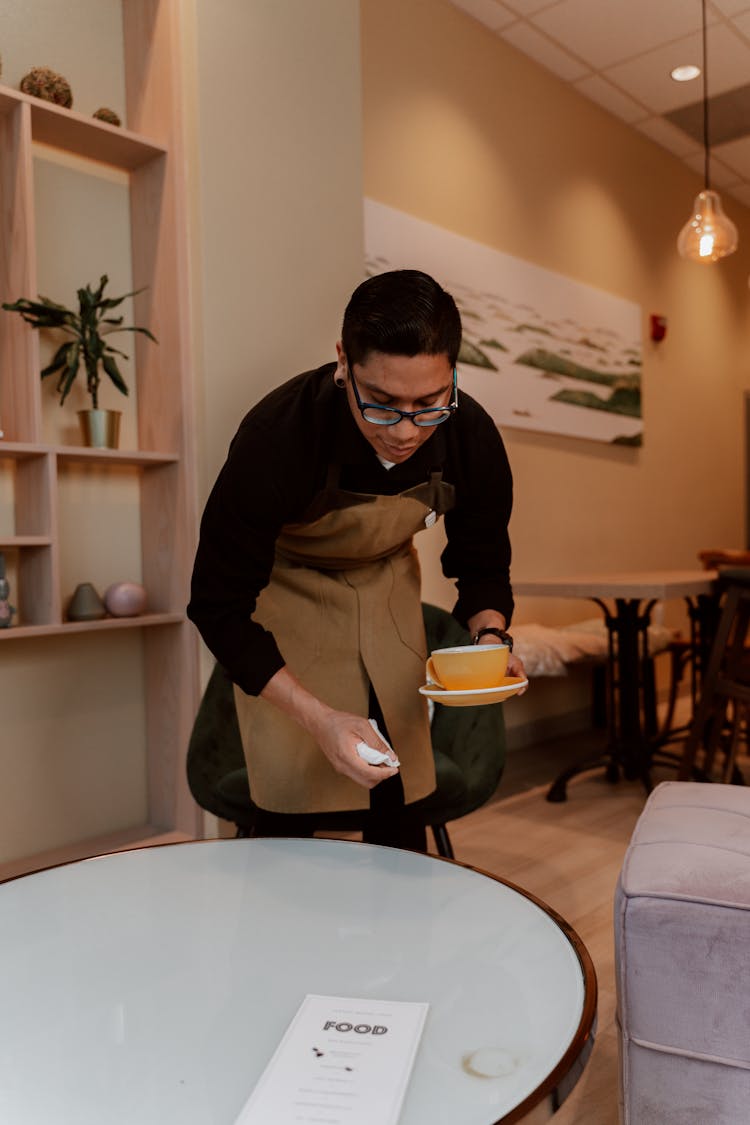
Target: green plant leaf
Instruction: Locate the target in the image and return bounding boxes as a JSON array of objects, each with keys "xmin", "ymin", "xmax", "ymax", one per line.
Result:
[
  {"xmin": 2, "ymin": 298, "xmax": 73, "ymax": 330},
  {"xmin": 92, "ymin": 275, "xmax": 108, "ymax": 303},
  {"xmin": 32, "ymin": 296, "xmax": 77, "ymax": 322},
  {"xmin": 103, "ymin": 343, "xmax": 129, "ymax": 359},
  {"xmin": 27, "ymin": 311, "xmax": 70, "ymax": 329},
  {"xmin": 58, "ymin": 342, "xmax": 81, "ymax": 405},
  {"xmin": 102, "ymin": 354, "xmax": 129, "ymax": 396},
  {"xmin": 113, "ymin": 325, "xmax": 158, "ymax": 343},
  {"xmin": 78, "ymin": 286, "xmax": 94, "ymax": 314},
  {"xmin": 97, "ymin": 285, "xmax": 146, "ymax": 311},
  {"xmin": 97, "ymin": 296, "xmax": 127, "ymax": 311},
  {"xmin": 38, "ymin": 294, "xmax": 73, "ymax": 312},
  {"xmin": 41, "ymin": 341, "xmax": 75, "ymax": 378}
]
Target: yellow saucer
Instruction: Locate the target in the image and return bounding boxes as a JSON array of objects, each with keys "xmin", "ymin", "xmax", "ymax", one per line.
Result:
[{"xmin": 419, "ymin": 676, "xmax": 528, "ymax": 707}]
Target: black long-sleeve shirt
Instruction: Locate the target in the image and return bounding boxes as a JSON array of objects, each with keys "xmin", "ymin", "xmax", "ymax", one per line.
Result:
[{"xmin": 188, "ymin": 362, "xmax": 514, "ymax": 695}]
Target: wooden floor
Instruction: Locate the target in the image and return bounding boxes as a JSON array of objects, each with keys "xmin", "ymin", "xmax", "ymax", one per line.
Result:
[{"xmin": 446, "ymin": 767, "xmax": 647, "ymax": 1124}]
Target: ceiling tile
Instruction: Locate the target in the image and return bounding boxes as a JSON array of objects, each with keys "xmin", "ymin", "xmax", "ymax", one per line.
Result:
[
  {"xmin": 636, "ymin": 116, "xmax": 703, "ymax": 157},
  {"xmin": 729, "ymin": 9, "xmax": 750, "ymax": 35},
  {"xmin": 502, "ymin": 0, "xmax": 565, "ymax": 15},
  {"xmin": 501, "ymin": 20, "xmax": 590, "ymax": 80},
  {"xmin": 710, "ymin": 0, "xmax": 750, "ymax": 18},
  {"xmin": 449, "ymin": 0, "xmax": 518, "ymax": 30},
  {"xmin": 713, "ymin": 134, "xmax": 750, "ymax": 176},
  {"xmin": 603, "ymin": 23, "xmax": 750, "ymax": 116},
  {"xmin": 572, "ymin": 74, "xmax": 647, "ymax": 122},
  {"xmin": 667, "ymin": 83, "xmax": 750, "ymax": 146},
  {"xmin": 529, "ymin": 0, "xmax": 705, "ymax": 69},
  {"xmin": 726, "ymin": 181, "xmax": 750, "ymax": 206},
  {"xmin": 683, "ymin": 150, "xmax": 743, "ymax": 186}
]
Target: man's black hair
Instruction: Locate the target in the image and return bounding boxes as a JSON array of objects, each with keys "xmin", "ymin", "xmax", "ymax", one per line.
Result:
[{"xmin": 341, "ymin": 269, "xmax": 462, "ymax": 367}]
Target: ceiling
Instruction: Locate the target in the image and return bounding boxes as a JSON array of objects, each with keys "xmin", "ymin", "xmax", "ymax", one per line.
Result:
[{"xmin": 449, "ymin": 0, "xmax": 750, "ymax": 210}]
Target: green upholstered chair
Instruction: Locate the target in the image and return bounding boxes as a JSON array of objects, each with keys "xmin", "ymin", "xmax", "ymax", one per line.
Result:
[{"xmin": 186, "ymin": 602, "xmax": 507, "ymax": 858}]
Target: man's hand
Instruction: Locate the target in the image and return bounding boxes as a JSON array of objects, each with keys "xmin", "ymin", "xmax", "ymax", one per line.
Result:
[
  {"xmin": 477, "ymin": 642, "xmax": 526, "ymax": 692},
  {"xmin": 507, "ymin": 650, "xmax": 527, "ymax": 690},
  {"xmin": 308, "ymin": 709, "xmax": 399, "ymax": 788},
  {"xmin": 260, "ymin": 667, "xmax": 399, "ymax": 787},
  {"xmin": 467, "ymin": 609, "xmax": 528, "ymax": 694}
]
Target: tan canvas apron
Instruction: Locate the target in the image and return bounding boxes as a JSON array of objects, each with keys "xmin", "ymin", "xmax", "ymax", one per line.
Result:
[{"xmin": 233, "ymin": 468, "xmax": 455, "ymax": 814}]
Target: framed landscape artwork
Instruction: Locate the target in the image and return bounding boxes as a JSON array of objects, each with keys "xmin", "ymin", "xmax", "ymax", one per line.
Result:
[{"xmin": 364, "ymin": 199, "xmax": 643, "ymax": 446}]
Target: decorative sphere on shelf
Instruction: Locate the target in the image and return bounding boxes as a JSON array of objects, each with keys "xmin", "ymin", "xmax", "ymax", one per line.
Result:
[
  {"xmin": 93, "ymin": 107, "xmax": 121, "ymax": 127},
  {"xmin": 20, "ymin": 66, "xmax": 73, "ymax": 108},
  {"xmin": 104, "ymin": 581, "xmax": 147, "ymax": 618}
]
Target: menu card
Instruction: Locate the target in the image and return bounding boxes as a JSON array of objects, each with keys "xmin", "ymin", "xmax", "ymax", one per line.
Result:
[{"xmin": 235, "ymin": 994, "xmax": 429, "ymax": 1125}]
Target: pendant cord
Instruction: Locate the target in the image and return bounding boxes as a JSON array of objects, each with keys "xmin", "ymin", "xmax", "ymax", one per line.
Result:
[{"xmin": 702, "ymin": 0, "xmax": 710, "ymax": 190}]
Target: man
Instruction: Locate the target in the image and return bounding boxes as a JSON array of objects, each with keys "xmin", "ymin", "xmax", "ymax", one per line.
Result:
[{"xmin": 188, "ymin": 269, "xmax": 524, "ymax": 849}]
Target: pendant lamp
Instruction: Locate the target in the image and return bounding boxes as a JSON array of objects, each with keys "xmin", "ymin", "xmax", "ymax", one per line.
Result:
[{"xmin": 677, "ymin": 0, "xmax": 738, "ymax": 263}]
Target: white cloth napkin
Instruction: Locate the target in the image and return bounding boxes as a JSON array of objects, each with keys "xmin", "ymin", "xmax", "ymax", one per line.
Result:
[{"xmin": 356, "ymin": 718, "xmax": 401, "ymax": 767}]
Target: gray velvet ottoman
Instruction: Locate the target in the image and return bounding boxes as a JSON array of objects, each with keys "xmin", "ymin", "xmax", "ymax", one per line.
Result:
[{"xmin": 615, "ymin": 781, "xmax": 750, "ymax": 1125}]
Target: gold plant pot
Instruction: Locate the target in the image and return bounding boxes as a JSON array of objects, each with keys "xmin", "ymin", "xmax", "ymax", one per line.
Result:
[{"xmin": 78, "ymin": 409, "xmax": 121, "ymax": 449}]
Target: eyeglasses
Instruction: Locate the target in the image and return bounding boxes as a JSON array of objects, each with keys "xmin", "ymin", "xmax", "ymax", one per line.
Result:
[{"xmin": 348, "ymin": 365, "xmax": 458, "ymax": 427}]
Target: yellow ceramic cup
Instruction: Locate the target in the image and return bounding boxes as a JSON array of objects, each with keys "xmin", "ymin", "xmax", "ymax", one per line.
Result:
[{"xmin": 426, "ymin": 644, "xmax": 509, "ymax": 691}]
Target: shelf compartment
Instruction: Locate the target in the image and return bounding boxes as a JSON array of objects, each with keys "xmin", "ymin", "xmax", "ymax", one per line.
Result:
[
  {"xmin": 0, "ymin": 542, "xmax": 57, "ymax": 629},
  {"xmin": 0, "ymin": 443, "xmax": 51, "ymax": 460},
  {"xmin": 0, "ymin": 611, "xmax": 183, "ymax": 640},
  {"xmin": 12, "ymin": 544, "xmax": 58, "ymax": 628},
  {"xmin": 0, "ymin": 83, "xmax": 166, "ymax": 171},
  {"xmin": 57, "ymin": 458, "xmax": 144, "ymax": 622},
  {"xmin": 0, "ymin": 536, "xmax": 51, "ymax": 548},
  {"xmin": 0, "ymin": 443, "xmax": 179, "ymax": 465},
  {"xmin": 55, "ymin": 446, "xmax": 179, "ymax": 466},
  {"xmin": 16, "ymin": 453, "xmax": 59, "ymax": 624}
]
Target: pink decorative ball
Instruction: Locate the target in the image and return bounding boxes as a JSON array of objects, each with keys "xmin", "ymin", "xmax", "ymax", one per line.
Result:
[{"xmin": 104, "ymin": 581, "xmax": 147, "ymax": 618}]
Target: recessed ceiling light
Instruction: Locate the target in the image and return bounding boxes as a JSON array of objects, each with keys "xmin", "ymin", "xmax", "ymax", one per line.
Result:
[{"xmin": 671, "ymin": 64, "xmax": 701, "ymax": 82}]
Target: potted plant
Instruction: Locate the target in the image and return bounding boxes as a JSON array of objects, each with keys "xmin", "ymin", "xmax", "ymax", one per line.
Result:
[{"xmin": 2, "ymin": 275, "xmax": 157, "ymax": 449}]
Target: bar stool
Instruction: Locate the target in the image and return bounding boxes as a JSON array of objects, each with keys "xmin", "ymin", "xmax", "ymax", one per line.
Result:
[
  {"xmin": 678, "ymin": 566, "xmax": 750, "ymax": 784},
  {"xmin": 655, "ymin": 547, "xmax": 739, "ymax": 747}
]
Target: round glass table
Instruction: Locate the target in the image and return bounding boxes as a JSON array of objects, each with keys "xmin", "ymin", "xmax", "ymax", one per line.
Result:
[{"xmin": 0, "ymin": 838, "xmax": 596, "ymax": 1123}]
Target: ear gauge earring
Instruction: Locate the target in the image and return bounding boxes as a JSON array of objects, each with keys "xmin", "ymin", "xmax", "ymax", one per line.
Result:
[{"xmin": 334, "ymin": 374, "xmax": 346, "ymax": 388}]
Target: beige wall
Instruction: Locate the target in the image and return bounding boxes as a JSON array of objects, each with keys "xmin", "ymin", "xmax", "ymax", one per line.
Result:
[
  {"xmin": 189, "ymin": 0, "xmax": 365, "ymax": 500},
  {"xmin": 361, "ymin": 0, "xmax": 750, "ymax": 733}
]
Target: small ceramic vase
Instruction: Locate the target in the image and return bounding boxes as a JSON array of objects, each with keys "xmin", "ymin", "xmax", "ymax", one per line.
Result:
[{"xmin": 67, "ymin": 582, "xmax": 106, "ymax": 621}]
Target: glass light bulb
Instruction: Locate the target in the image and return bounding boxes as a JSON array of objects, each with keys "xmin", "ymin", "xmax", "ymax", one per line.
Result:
[
  {"xmin": 671, "ymin": 64, "xmax": 701, "ymax": 82},
  {"xmin": 677, "ymin": 189, "xmax": 739, "ymax": 263}
]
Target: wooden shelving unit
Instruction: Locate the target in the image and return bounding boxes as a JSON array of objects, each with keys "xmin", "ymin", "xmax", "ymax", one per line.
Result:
[
  {"xmin": 0, "ymin": 84, "xmax": 167, "ymax": 170},
  {"xmin": 0, "ymin": 0, "xmax": 201, "ymax": 876}
]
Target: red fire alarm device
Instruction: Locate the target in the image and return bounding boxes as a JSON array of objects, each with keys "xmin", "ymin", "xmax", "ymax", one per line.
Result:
[{"xmin": 650, "ymin": 315, "xmax": 667, "ymax": 342}]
